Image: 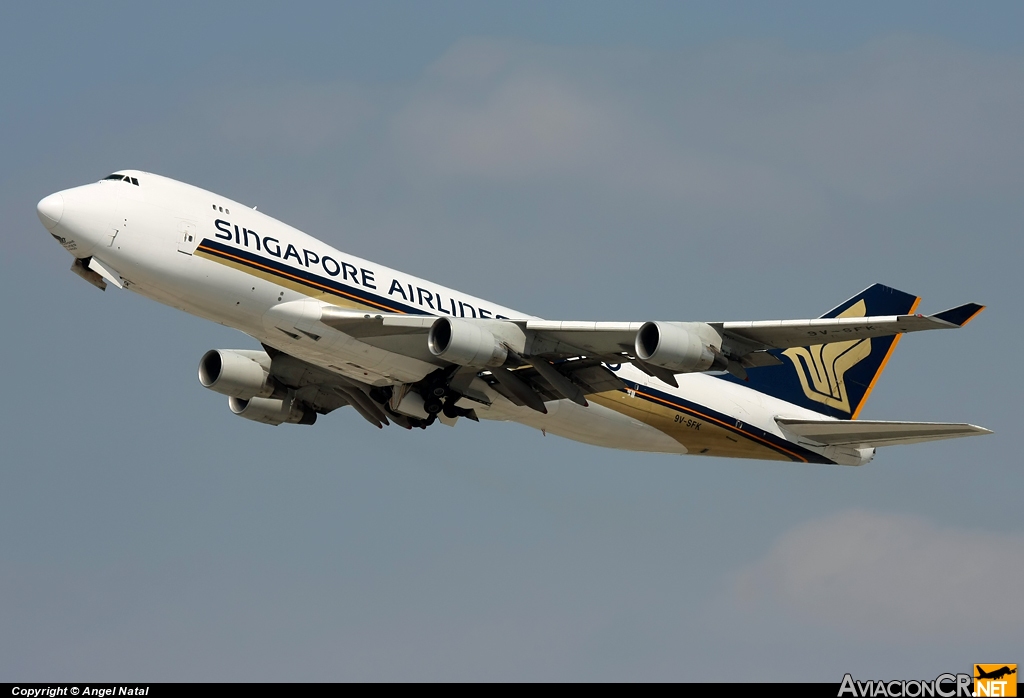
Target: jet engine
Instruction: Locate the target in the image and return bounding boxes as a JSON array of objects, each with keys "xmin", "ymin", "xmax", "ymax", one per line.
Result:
[
  {"xmin": 198, "ymin": 349, "xmax": 280, "ymax": 399},
  {"xmin": 428, "ymin": 318, "xmax": 508, "ymax": 367},
  {"xmin": 228, "ymin": 395, "xmax": 317, "ymax": 426},
  {"xmin": 635, "ymin": 322, "xmax": 717, "ymax": 373}
]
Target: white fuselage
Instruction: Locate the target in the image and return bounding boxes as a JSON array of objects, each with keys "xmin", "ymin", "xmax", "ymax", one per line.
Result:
[{"xmin": 38, "ymin": 170, "xmax": 863, "ymax": 465}]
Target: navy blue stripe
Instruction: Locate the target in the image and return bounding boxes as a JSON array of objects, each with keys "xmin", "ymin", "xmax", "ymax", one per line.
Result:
[
  {"xmin": 197, "ymin": 238, "xmax": 428, "ymax": 315},
  {"xmin": 621, "ymin": 379, "xmax": 835, "ymax": 464}
]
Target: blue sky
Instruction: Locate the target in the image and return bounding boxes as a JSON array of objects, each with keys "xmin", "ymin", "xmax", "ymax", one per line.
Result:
[{"xmin": 2, "ymin": 1, "xmax": 1021, "ymax": 681}]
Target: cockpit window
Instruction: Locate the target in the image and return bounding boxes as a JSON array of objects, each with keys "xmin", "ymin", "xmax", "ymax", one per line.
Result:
[{"xmin": 102, "ymin": 174, "xmax": 140, "ymax": 186}]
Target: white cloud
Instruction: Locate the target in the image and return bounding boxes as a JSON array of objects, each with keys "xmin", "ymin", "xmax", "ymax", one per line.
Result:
[
  {"xmin": 735, "ymin": 510, "xmax": 1024, "ymax": 638},
  {"xmin": 393, "ymin": 72, "xmax": 619, "ymax": 178},
  {"xmin": 389, "ymin": 36, "xmax": 1024, "ymax": 209}
]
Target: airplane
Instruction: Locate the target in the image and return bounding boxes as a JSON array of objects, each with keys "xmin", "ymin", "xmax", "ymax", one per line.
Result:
[{"xmin": 35, "ymin": 170, "xmax": 992, "ymax": 466}]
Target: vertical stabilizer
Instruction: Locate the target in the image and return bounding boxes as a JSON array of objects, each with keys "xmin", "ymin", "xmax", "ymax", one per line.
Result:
[{"xmin": 718, "ymin": 284, "xmax": 920, "ymax": 420}]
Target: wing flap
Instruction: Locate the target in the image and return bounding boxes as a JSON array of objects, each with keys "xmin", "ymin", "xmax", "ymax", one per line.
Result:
[{"xmin": 776, "ymin": 417, "xmax": 992, "ymax": 448}]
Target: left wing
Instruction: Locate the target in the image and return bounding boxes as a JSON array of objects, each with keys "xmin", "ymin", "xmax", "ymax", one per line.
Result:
[
  {"xmin": 712, "ymin": 302, "xmax": 985, "ymax": 354},
  {"xmin": 317, "ymin": 300, "xmax": 984, "ymax": 392},
  {"xmin": 258, "ymin": 290, "xmax": 985, "ymax": 426},
  {"xmin": 522, "ymin": 303, "xmax": 984, "ymax": 360}
]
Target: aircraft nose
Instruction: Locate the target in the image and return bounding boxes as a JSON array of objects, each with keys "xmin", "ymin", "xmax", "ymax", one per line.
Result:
[{"xmin": 37, "ymin": 192, "xmax": 64, "ymax": 230}]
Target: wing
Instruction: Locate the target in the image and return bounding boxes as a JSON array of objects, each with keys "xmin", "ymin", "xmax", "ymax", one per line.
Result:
[
  {"xmin": 316, "ymin": 300, "xmax": 984, "ymax": 393},
  {"xmin": 713, "ymin": 303, "xmax": 985, "ymax": 354},
  {"xmin": 776, "ymin": 418, "xmax": 992, "ymax": 448},
  {"xmin": 317, "ymin": 308, "xmax": 628, "ymax": 411},
  {"xmin": 260, "ymin": 289, "xmax": 985, "ymax": 427},
  {"xmin": 256, "ymin": 287, "xmax": 986, "ymax": 431}
]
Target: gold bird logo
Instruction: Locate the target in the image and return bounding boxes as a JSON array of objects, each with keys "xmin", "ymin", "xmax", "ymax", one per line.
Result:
[{"xmin": 782, "ymin": 300, "xmax": 871, "ymax": 414}]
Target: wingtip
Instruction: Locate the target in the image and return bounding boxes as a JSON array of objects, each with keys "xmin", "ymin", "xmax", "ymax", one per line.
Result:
[
  {"xmin": 960, "ymin": 304, "xmax": 986, "ymax": 326},
  {"xmin": 934, "ymin": 303, "xmax": 986, "ymax": 327}
]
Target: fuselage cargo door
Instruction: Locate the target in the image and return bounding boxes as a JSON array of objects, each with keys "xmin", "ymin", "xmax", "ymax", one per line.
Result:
[{"xmin": 177, "ymin": 220, "xmax": 199, "ymax": 255}]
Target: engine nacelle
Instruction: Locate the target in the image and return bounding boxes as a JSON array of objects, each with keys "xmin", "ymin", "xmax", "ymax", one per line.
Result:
[
  {"xmin": 635, "ymin": 322, "xmax": 716, "ymax": 373},
  {"xmin": 428, "ymin": 318, "xmax": 508, "ymax": 367},
  {"xmin": 228, "ymin": 396, "xmax": 317, "ymax": 426},
  {"xmin": 199, "ymin": 349, "xmax": 278, "ymax": 399}
]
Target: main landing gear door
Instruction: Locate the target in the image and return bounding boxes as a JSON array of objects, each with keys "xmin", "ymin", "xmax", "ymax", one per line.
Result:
[{"xmin": 177, "ymin": 220, "xmax": 199, "ymax": 255}]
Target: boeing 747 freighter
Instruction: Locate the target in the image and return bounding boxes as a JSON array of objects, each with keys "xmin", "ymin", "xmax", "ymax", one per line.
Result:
[{"xmin": 36, "ymin": 170, "xmax": 991, "ymax": 465}]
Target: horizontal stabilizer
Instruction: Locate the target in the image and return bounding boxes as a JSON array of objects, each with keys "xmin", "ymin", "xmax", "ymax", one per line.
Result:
[{"xmin": 776, "ymin": 417, "xmax": 992, "ymax": 448}]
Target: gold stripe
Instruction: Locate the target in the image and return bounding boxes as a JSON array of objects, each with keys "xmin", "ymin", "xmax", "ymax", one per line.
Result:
[
  {"xmin": 196, "ymin": 244, "xmax": 403, "ymax": 314},
  {"xmin": 633, "ymin": 388, "xmax": 808, "ymax": 462}
]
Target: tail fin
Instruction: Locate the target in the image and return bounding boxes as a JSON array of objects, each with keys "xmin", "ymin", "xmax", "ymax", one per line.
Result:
[{"xmin": 721, "ymin": 284, "xmax": 920, "ymax": 420}]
